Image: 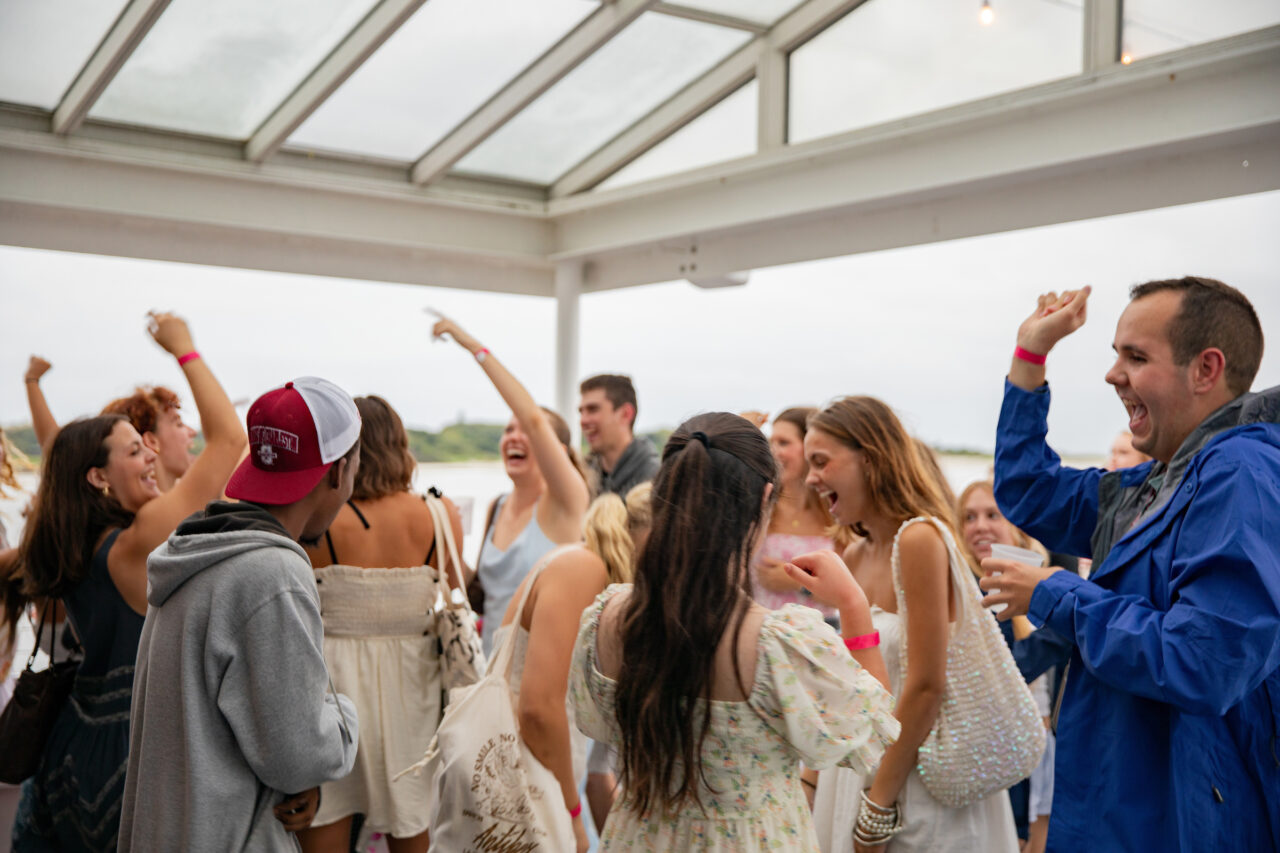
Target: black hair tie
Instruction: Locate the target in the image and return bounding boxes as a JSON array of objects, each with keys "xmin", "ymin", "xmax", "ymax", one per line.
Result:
[{"xmin": 690, "ymin": 431, "xmax": 711, "ymax": 449}]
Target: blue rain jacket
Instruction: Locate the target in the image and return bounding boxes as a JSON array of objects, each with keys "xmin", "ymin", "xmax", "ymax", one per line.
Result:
[{"xmin": 994, "ymin": 380, "xmax": 1280, "ymax": 853}]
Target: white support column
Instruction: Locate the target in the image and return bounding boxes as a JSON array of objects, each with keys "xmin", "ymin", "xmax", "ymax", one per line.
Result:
[
  {"xmin": 554, "ymin": 261, "xmax": 584, "ymax": 448},
  {"xmin": 1083, "ymin": 0, "xmax": 1122, "ymax": 71}
]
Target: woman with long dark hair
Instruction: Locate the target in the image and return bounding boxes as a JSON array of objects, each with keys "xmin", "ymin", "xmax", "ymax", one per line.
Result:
[
  {"xmin": 807, "ymin": 398, "xmax": 1019, "ymax": 853},
  {"xmin": 12, "ymin": 313, "xmax": 246, "ymax": 851},
  {"xmin": 570, "ymin": 412, "xmax": 899, "ymax": 850}
]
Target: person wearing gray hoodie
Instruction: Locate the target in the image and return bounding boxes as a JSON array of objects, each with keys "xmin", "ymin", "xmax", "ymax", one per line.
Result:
[{"xmin": 120, "ymin": 377, "xmax": 363, "ymax": 851}]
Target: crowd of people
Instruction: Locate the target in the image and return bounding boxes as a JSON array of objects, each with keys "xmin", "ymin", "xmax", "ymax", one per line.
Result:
[{"xmin": 0, "ymin": 275, "xmax": 1276, "ymax": 853}]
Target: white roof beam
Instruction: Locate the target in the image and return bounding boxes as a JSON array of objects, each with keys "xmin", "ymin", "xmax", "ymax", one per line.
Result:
[
  {"xmin": 0, "ymin": 124, "xmax": 555, "ymax": 295},
  {"xmin": 246, "ymin": 0, "xmax": 430, "ymax": 164},
  {"xmin": 410, "ymin": 0, "xmax": 655, "ymax": 187},
  {"xmin": 52, "ymin": 0, "xmax": 173, "ymax": 135},
  {"xmin": 551, "ymin": 0, "xmax": 869, "ymax": 197},
  {"xmin": 547, "ymin": 31, "xmax": 1280, "ymax": 285},
  {"xmin": 650, "ymin": 3, "xmax": 767, "ymax": 34}
]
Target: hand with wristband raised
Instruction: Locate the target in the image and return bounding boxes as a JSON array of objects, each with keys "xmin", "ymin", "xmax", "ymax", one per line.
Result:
[
  {"xmin": 1009, "ymin": 286, "xmax": 1091, "ymax": 392},
  {"xmin": 784, "ymin": 550, "xmax": 890, "ymax": 691}
]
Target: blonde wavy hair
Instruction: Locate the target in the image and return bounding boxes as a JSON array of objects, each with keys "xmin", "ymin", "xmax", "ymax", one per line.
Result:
[
  {"xmin": 584, "ymin": 482, "xmax": 652, "ymax": 584},
  {"xmin": 0, "ymin": 428, "xmax": 34, "ymax": 498}
]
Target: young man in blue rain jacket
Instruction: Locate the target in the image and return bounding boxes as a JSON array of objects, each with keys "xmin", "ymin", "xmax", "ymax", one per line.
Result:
[{"xmin": 981, "ymin": 277, "xmax": 1279, "ymax": 853}]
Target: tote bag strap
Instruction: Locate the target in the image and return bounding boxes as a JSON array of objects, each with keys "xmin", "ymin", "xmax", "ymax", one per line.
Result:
[
  {"xmin": 488, "ymin": 544, "xmax": 580, "ymax": 682},
  {"xmin": 425, "ymin": 491, "xmax": 469, "ymax": 613}
]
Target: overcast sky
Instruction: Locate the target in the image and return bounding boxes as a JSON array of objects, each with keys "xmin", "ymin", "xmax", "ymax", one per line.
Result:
[{"xmin": 2, "ymin": 189, "xmax": 1278, "ymax": 456}]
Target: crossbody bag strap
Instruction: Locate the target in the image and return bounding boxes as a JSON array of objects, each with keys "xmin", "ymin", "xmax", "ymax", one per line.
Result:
[
  {"xmin": 490, "ymin": 544, "xmax": 580, "ymax": 681},
  {"xmin": 424, "ymin": 492, "xmax": 468, "ymax": 612}
]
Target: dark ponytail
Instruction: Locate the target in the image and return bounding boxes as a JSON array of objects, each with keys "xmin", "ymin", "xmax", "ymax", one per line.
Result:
[{"xmin": 614, "ymin": 412, "xmax": 778, "ymax": 817}]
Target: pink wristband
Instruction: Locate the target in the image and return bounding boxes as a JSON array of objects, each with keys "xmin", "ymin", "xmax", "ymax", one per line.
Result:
[
  {"xmin": 1013, "ymin": 346, "xmax": 1046, "ymax": 366},
  {"xmin": 844, "ymin": 631, "xmax": 880, "ymax": 651},
  {"xmin": 569, "ymin": 801, "xmax": 582, "ymax": 819},
  {"xmin": 177, "ymin": 351, "xmax": 201, "ymax": 366}
]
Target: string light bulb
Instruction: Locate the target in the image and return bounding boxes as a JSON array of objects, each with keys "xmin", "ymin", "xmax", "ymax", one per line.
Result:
[
  {"xmin": 1120, "ymin": 52, "xmax": 1133, "ymax": 65},
  {"xmin": 979, "ymin": 1, "xmax": 994, "ymax": 25}
]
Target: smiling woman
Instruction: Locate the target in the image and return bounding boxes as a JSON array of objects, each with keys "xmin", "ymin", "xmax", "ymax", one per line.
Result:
[{"xmin": 10, "ymin": 312, "xmax": 246, "ymax": 852}]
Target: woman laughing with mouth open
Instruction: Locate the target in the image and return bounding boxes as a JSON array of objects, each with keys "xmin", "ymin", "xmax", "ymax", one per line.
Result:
[
  {"xmin": 430, "ymin": 315, "xmax": 590, "ymax": 656},
  {"xmin": 10, "ymin": 312, "xmax": 246, "ymax": 851}
]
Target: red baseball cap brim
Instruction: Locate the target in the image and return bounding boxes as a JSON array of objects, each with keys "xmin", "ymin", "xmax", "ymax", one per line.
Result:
[{"xmin": 225, "ymin": 455, "xmax": 333, "ymax": 506}]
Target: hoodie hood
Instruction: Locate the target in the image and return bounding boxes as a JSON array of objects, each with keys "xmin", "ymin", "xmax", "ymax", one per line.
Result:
[{"xmin": 148, "ymin": 501, "xmax": 306, "ymax": 607}]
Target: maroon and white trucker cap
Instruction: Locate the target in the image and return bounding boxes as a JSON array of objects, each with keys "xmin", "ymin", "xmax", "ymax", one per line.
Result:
[{"xmin": 225, "ymin": 377, "xmax": 361, "ymax": 506}]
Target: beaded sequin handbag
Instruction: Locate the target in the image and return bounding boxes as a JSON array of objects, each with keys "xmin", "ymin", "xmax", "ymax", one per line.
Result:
[
  {"xmin": 425, "ymin": 492, "xmax": 486, "ymax": 692},
  {"xmin": 891, "ymin": 516, "xmax": 1046, "ymax": 808}
]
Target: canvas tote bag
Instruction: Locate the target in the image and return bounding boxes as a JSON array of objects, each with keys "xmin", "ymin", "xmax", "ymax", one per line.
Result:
[
  {"xmin": 892, "ymin": 516, "xmax": 1046, "ymax": 808},
  {"xmin": 425, "ymin": 490, "xmax": 486, "ymax": 691},
  {"xmin": 397, "ymin": 545, "xmax": 577, "ymax": 853}
]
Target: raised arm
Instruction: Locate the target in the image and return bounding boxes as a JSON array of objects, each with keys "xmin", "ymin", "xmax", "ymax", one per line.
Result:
[
  {"xmin": 24, "ymin": 356, "xmax": 58, "ymax": 452},
  {"xmin": 994, "ymin": 288, "xmax": 1100, "ymax": 557},
  {"xmin": 112, "ymin": 313, "xmax": 247, "ymax": 610},
  {"xmin": 432, "ymin": 316, "xmax": 588, "ymax": 532}
]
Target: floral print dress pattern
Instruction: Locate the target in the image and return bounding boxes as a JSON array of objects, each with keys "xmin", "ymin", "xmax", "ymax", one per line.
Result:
[{"xmin": 570, "ymin": 585, "xmax": 900, "ymax": 851}]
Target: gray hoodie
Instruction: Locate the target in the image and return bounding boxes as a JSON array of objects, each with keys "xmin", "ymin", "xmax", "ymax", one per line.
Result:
[{"xmin": 119, "ymin": 502, "xmax": 358, "ymax": 852}]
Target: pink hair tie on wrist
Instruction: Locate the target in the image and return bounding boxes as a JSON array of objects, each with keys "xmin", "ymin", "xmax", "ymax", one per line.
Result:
[
  {"xmin": 569, "ymin": 802, "xmax": 583, "ymax": 819},
  {"xmin": 844, "ymin": 631, "xmax": 880, "ymax": 651},
  {"xmin": 177, "ymin": 351, "xmax": 201, "ymax": 366},
  {"xmin": 1013, "ymin": 346, "xmax": 1046, "ymax": 366}
]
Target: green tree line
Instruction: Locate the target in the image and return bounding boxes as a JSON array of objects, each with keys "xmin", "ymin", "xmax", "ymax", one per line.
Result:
[{"xmin": 4, "ymin": 423, "xmax": 672, "ymax": 464}]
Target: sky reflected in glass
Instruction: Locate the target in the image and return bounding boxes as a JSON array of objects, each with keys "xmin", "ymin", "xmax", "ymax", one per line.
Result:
[
  {"xmin": 0, "ymin": 0, "xmax": 129, "ymax": 109},
  {"xmin": 598, "ymin": 80, "xmax": 757, "ymax": 190},
  {"xmin": 92, "ymin": 0, "xmax": 380, "ymax": 138},
  {"xmin": 457, "ymin": 12, "xmax": 750, "ymax": 184},
  {"xmin": 790, "ymin": 0, "xmax": 1082, "ymax": 144},
  {"xmin": 288, "ymin": 0, "xmax": 596, "ymax": 162},
  {"xmin": 1123, "ymin": 0, "xmax": 1280, "ymax": 61}
]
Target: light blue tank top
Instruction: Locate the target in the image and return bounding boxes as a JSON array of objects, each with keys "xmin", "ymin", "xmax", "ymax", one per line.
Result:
[{"xmin": 477, "ymin": 494, "xmax": 558, "ymax": 655}]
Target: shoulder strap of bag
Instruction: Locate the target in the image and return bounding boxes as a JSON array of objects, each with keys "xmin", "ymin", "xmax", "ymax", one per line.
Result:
[
  {"xmin": 890, "ymin": 516, "xmax": 976, "ymax": 629},
  {"xmin": 425, "ymin": 491, "xmax": 468, "ymax": 612},
  {"xmin": 489, "ymin": 544, "xmax": 580, "ymax": 681}
]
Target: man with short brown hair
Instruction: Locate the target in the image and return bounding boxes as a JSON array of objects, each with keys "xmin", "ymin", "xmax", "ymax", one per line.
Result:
[
  {"xmin": 984, "ymin": 279, "xmax": 1279, "ymax": 852},
  {"xmin": 579, "ymin": 373, "xmax": 658, "ymax": 498}
]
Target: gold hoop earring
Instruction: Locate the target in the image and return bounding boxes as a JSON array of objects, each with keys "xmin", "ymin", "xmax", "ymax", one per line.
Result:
[{"xmin": 102, "ymin": 484, "xmax": 111, "ymax": 498}]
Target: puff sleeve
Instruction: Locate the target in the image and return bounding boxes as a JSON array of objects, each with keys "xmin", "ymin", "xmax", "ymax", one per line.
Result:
[{"xmin": 748, "ymin": 605, "xmax": 899, "ymax": 773}]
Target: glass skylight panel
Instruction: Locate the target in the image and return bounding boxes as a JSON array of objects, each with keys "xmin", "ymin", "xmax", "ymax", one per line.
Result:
[
  {"xmin": 90, "ymin": 0, "xmax": 380, "ymax": 139},
  {"xmin": 789, "ymin": 0, "xmax": 1082, "ymax": 145},
  {"xmin": 672, "ymin": 0, "xmax": 806, "ymax": 26},
  {"xmin": 598, "ymin": 80, "xmax": 757, "ymax": 190},
  {"xmin": 0, "ymin": 0, "xmax": 130, "ymax": 109},
  {"xmin": 287, "ymin": 0, "xmax": 596, "ymax": 162},
  {"xmin": 1122, "ymin": 1, "xmax": 1280, "ymax": 62},
  {"xmin": 456, "ymin": 13, "xmax": 751, "ymax": 184}
]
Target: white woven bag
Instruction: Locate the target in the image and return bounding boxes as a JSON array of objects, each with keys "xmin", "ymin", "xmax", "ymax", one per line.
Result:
[
  {"xmin": 396, "ymin": 546, "xmax": 575, "ymax": 852},
  {"xmin": 891, "ymin": 517, "xmax": 1046, "ymax": 808}
]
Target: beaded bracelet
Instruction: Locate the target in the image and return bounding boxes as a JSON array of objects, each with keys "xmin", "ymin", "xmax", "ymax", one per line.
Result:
[{"xmin": 854, "ymin": 789, "xmax": 903, "ymax": 845}]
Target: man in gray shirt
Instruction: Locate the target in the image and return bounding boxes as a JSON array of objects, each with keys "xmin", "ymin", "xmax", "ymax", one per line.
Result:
[{"xmin": 579, "ymin": 374, "xmax": 658, "ymax": 499}]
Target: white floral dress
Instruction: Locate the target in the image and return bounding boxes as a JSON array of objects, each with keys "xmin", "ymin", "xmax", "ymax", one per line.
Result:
[{"xmin": 570, "ymin": 585, "xmax": 900, "ymax": 851}]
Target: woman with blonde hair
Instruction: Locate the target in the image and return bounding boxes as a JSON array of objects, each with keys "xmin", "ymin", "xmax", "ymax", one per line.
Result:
[
  {"xmin": 298, "ymin": 395, "xmax": 465, "ymax": 853},
  {"xmin": 491, "ymin": 490, "xmax": 641, "ymax": 852},
  {"xmin": 807, "ymin": 397, "xmax": 1018, "ymax": 853},
  {"xmin": 750, "ymin": 407, "xmax": 851, "ymax": 619}
]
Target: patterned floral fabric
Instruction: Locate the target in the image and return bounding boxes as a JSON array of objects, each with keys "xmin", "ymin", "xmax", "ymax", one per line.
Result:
[{"xmin": 570, "ymin": 585, "xmax": 900, "ymax": 851}]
